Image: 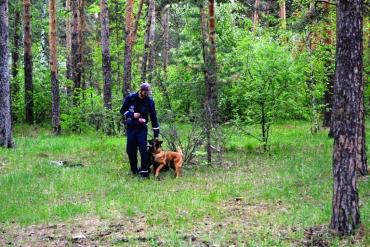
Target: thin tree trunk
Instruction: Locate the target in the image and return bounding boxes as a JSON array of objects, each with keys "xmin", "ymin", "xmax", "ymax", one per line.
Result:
[
  {"xmin": 40, "ymin": 0, "xmax": 48, "ymax": 66},
  {"xmin": 279, "ymin": 0, "xmax": 286, "ymax": 28},
  {"xmin": 123, "ymin": 0, "xmax": 134, "ymax": 96},
  {"xmin": 49, "ymin": 0, "xmax": 61, "ymax": 134},
  {"xmin": 200, "ymin": 2, "xmax": 211, "ymax": 165},
  {"xmin": 252, "ymin": 0, "xmax": 259, "ymax": 32},
  {"xmin": 71, "ymin": 0, "xmax": 81, "ymax": 103},
  {"xmin": 23, "ymin": 0, "xmax": 33, "ymax": 124},
  {"xmin": 0, "ymin": 0, "xmax": 13, "ymax": 148},
  {"xmin": 100, "ymin": 0, "xmax": 112, "ymax": 110},
  {"xmin": 207, "ymin": 0, "xmax": 218, "ymax": 122},
  {"xmin": 66, "ymin": 0, "xmax": 72, "ymax": 80},
  {"xmin": 79, "ymin": 0, "xmax": 85, "ymax": 89},
  {"xmin": 330, "ymin": 0, "xmax": 363, "ymax": 235},
  {"xmin": 162, "ymin": 5, "xmax": 169, "ymax": 74},
  {"xmin": 123, "ymin": 0, "xmax": 144, "ymax": 97},
  {"xmin": 11, "ymin": 7, "xmax": 20, "ymax": 95},
  {"xmin": 147, "ymin": 0, "xmax": 156, "ymax": 84},
  {"xmin": 141, "ymin": 0, "xmax": 154, "ymax": 83}
]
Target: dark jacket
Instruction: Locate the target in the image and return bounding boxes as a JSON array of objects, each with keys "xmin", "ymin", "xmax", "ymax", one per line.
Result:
[{"xmin": 120, "ymin": 93, "xmax": 160, "ymax": 137}]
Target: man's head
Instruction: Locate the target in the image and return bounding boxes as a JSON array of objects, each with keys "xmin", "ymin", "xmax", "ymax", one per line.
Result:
[{"xmin": 139, "ymin": 82, "xmax": 152, "ymax": 98}]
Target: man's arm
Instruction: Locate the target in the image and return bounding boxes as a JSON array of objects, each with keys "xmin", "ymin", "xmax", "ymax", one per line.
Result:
[
  {"xmin": 149, "ymin": 100, "xmax": 160, "ymax": 138},
  {"xmin": 120, "ymin": 95, "xmax": 134, "ymax": 118}
]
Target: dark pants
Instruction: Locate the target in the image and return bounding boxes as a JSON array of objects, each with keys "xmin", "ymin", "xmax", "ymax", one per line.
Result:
[{"xmin": 126, "ymin": 127, "xmax": 148, "ymax": 176}]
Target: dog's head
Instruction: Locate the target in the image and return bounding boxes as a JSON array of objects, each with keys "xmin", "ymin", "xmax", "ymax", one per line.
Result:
[{"xmin": 148, "ymin": 139, "xmax": 163, "ymax": 154}]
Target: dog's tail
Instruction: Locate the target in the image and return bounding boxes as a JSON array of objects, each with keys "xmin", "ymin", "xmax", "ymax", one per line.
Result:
[{"xmin": 176, "ymin": 147, "xmax": 183, "ymax": 158}]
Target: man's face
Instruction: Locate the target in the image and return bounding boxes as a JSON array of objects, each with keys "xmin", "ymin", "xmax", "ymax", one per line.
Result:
[{"xmin": 140, "ymin": 90, "xmax": 149, "ymax": 98}]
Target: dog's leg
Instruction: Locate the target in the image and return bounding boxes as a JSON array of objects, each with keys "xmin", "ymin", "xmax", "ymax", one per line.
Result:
[{"xmin": 155, "ymin": 163, "xmax": 166, "ymax": 179}]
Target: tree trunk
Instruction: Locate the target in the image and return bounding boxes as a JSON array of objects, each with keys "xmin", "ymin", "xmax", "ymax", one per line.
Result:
[
  {"xmin": 162, "ymin": 5, "xmax": 170, "ymax": 74},
  {"xmin": 141, "ymin": 0, "xmax": 155, "ymax": 83},
  {"xmin": 147, "ymin": 0, "xmax": 156, "ymax": 84},
  {"xmin": 252, "ymin": 0, "xmax": 259, "ymax": 32},
  {"xmin": 49, "ymin": 0, "xmax": 61, "ymax": 135},
  {"xmin": 123, "ymin": 0, "xmax": 144, "ymax": 97},
  {"xmin": 40, "ymin": 0, "xmax": 48, "ymax": 66},
  {"xmin": 11, "ymin": 6, "xmax": 20, "ymax": 96},
  {"xmin": 123, "ymin": 0, "xmax": 134, "ymax": 96},
  {"xmin": 23, "ymin": 0, "xmax": 33, "ymax": 124},
  {"xmin": 207, "ymin": 0, "xmax": 218, "ymax": 122},
  {"xmin": 66, "ymin": 0, "xmax": 72, "ymax": 80},
  {"xmin": 279, "ymin": 0, "xmax": 286, "ymax": 28},
  {"xmin": 330, "ymin": 0, "xmax": 363, "ymax": 235},
  {"xmin": 78, "ymin": 0, "xmax": 85, "ymax": 89},
  {"xmin": 0, "ymin": 0, "xmax": 13, "ymax": 148},
  {"xmin": 71, "ymin": 0, "xmax": 81, "ymax": 103},
  {"xmin": 200, "ymin": 2, "xmax": 212, "ymax": 165},
  {"xmin": 100, "ymin": 0, "xmax": 112, "ymax": 110}
]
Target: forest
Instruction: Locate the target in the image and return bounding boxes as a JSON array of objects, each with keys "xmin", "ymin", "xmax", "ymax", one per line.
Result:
[{"xmin": 0, "ymin": 0, "xmax": 369, "ymax": 246}]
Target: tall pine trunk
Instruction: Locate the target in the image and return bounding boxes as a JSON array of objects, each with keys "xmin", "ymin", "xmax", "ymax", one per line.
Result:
[
  {"xmin": 49, "ymin": 0, "xmax": 60, "ymax": 135},
  {"xmin": 40, "ymin": 0, "xmax": 48, "ymax": 66},
  {"xmin": 200, "ymin": 2, "xmax": 212, "ymax": 165},
  {"xmin": 123, "ymin": 0, "xmax": 144, "ymax": 96},
  {"xmin": 78, "ymin": 0, "xmax": 85, "ymax": 89},
  {"xmin": 71, "ymin": 0, "xmax": 81, "ymax": 103},
  {"xmin": 23, "ymin": 0, "xmax": 33, "ymax": 124},
  {"xmin": 279, "ymin": 0, "xmax": 286, "ymax": 28},
  {"xmin": 147, "ymin": 0, "xmax": 156, "ymax": 84},
  {"xmin": 330, "ymin": 0, "xmax": 364, "ymax": 235},
  {"xmin": 252, "ymin": 0, "xmax": 259, "ymax": 32},
  {"xmin": 11, "ymin": 6, "xmax": 20, "ymax": 97},
  {"xmin": 162, "ymin": 5, "xmax": 169, "ymax": 74},
  {"xmin": 0, "ymin": 0, "xmax": 13, "ymax": 148},
  {"xmin": 141, "ymin": 0, "xmax": 155, "ymax": 83},
  {"xmin": 100, "ymin": 0, "xmax": 112, "ymax": 110},
  {"xmin": 123, "ymin": 0, "xmax": 134, "ymax": 96},
  {"xmin": 66, "ymin": 0, "xmax": 72, "ymax": 80}
]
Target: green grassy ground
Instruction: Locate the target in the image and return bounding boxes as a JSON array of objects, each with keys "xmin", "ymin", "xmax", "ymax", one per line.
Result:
[{"xmin": 0, "ymin": 122, "xmax": 369, "ymax": 246}]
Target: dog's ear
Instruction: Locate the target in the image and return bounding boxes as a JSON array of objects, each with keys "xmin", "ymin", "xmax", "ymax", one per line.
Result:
[{"xmin": 159, "ymin": 141, "xmax": 163, "ymax": 145}]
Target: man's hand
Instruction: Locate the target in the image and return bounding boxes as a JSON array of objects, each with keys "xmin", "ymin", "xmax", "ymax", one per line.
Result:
[{"xmin": 133, "ymin": 113, "xmax": 141, "ymax": 118}]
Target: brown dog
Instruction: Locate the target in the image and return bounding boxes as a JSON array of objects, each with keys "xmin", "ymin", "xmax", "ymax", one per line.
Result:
[{"xmin": 151, "ymin": 140, "xmax": 183, "ymax": 178}]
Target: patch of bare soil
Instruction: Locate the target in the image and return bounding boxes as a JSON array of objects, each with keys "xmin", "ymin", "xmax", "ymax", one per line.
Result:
[
  {"xmin": 294, "ymin": 224, "xmax": 367, "ymax": 247},
  {"xmin": 0, "ymin": 215, "xmax": 161, "ymax": 246},
  {"xmin": 183, "ymin": 198, "xmax": 283, "ymax": 246}
]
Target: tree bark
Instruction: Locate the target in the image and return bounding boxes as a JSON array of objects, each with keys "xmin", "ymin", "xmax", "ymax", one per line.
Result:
[
  {"xmin": 0, "ymin": 0, "xmax": 13, "ymax": 148},
  {"xmin": 330, "ymin": 0, "xmax": 363, "ymax": 235},
  {"xmin": 78, "ymin": 0, "xmax": 85, "ymax": 89},
  {"xmin": 71, "ymin": 0, "xmax": 81, "ymax": 103},
  {"xmin": 100, "ymin": 0, "xmax": 112, "ymax": 110},
  {"xmin": 252, "ymin": 0, "xmax": 259, "ymax": 32},
  {"xmin": 162, "ymin": 5, "xmax": 170, "ymax": 74},
  {"xmin": 11, "ymin": 6, "xmax": 20, "ymax": 95},
  {"xmin": 279, "ymin": 0, "xmax": 286, "ymax": 28},
  {"xmin": 23, "ymin": 0, "xmax": 33, "ymax": 124},
  {"xmin": 123, "ymin": 0, "xmax": 144, "ymax": 97},
  {"xmin": 66, "ymin": 0, "xmax": 72, "ymax": 80},
  {"xmin": 200, "ymin": 2, "xmax": 212, "ymax": 165},
  {"xmin": 147, "ymin": 0, "xmax": 156, "ymax": 84},
  {"xmin": 207, "ymin": 0, "xmax": 218, "ymax": 122},
  {"xmin": 123, "ymin": 0, "xmax": 134, "ymax": 96},
  {"xmin": 141, "ymin": 0, "xmax": 155, "ymax": 83},
  {"xmin": 49, "ymin": 0, "xmax": 61, "ymax": 135},
  {"xmin": 40, "ymin": 0, "xmax": 48, "ymax": 66}
]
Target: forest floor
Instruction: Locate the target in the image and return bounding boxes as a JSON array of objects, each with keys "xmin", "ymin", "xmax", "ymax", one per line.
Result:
[{"xmin": 0, "ymin": 122, "xmax": 369, "ymax": 246}]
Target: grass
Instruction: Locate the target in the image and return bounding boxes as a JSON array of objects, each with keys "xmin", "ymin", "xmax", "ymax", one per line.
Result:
[{"xmin": 0, "ymin": 121, "xmax": 369, "ymax": 246}]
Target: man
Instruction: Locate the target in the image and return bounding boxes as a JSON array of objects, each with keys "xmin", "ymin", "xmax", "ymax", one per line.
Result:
[{"xmin": 120, "ymin": 82, "xmax": 160, "ymax": 178}]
